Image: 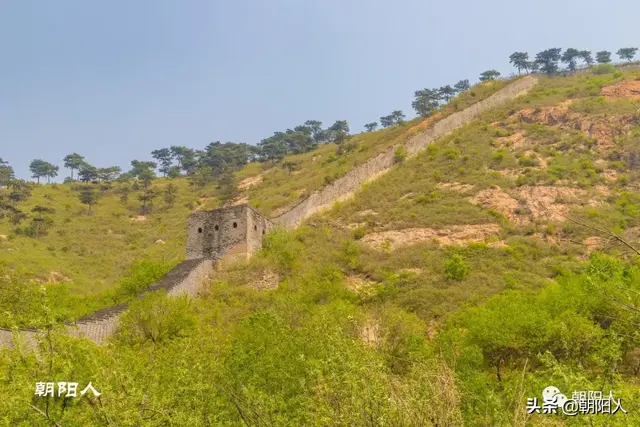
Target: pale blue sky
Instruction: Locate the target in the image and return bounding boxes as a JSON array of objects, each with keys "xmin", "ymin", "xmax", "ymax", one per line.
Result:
[{"xmin": 1, "ymin": 0, "xmax": 637, "ymax": 180}]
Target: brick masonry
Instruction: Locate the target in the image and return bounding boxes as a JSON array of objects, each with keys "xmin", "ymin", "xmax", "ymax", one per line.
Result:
[
  {"xmin": 272, "ymin": 75, "xmax": 538, "ymax": 228},
  {"xmin": 0, "ymin": 76, "xmax": 538, "ymax": 349}
]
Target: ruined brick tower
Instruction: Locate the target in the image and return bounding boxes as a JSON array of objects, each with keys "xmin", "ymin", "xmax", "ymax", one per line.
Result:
[{"xmin": 186, "ymin": 204, "xmax": 273, "ymax": 261}]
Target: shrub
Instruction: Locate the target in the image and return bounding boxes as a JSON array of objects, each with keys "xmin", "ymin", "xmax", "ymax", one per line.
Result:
[
  {"xmin": 443, "ymin": 148, "xmax": 461, "ymax": 160},
  {"xmin": 593, "ymin": 63, "xmax": 616, "ymax": 75},
  {"xmin": 444, "ymin": 254, "xmax": 469, "ymax": 281},
  {"xmin": 114, "ymin": 260, "xmax": 175, "ymax": 299},
  {"xmin": 351, "ymin": 226, "xmax": 366, "ymax": 240},
  {"xmin": 115, "ymin": 292, "xmax": 197, "ymax": 345},
  {"xmin": 617, "ymin": 174, "xmax": 630, "ymax": 186},
  {"xmin": 394, "ymin": 147, "xmax": 408, "ymax": 164},
  {"xmin": 491, "ymin": 148, "xmax": 509, "ymax": 164},
  {"xmin": 518, "ymin": 155, "xmax": 539, "ymax": 167},
  {"xmin": 262, "ymin": 229, "xmax": 301, "ymax": 273},
  {"xmin": 426, "ymin": 145, "xmax": 438, "ymax": 158}
]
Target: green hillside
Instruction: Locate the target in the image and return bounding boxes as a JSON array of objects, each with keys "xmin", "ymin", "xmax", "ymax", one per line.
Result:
[
  {"xmin": 3, "ymin": 65, "xmax": 640, "ymax": 425},
  {"xmin": 0, "ymin": 78, "xmax": 513, "ymax": 327}
]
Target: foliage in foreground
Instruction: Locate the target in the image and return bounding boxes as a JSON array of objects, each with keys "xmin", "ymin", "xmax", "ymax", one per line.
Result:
[{"xmin": 2, "ymin": 227, "xmax": 640, "ymax": 425}]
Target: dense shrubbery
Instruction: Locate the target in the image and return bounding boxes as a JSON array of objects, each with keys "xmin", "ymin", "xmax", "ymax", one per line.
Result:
[
  {"xmin": 2, "ymin": 231, "xmax": 640, "ymax": 425},
  {"xmin": 0, "ymin": 259, "xmax": 176, "ymax": 328}
]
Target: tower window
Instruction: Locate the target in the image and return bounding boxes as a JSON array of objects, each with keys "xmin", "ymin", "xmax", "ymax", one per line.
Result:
[
  {"xmin": 198, "ymin": 227, "xmax": 203, "ymax": 233},
  {"xmin": 254, "ymin": 225, "xmax": 257, "ymax": 231},
  {"xmin": 262, "ymin": 230, "xmax": 265, "ymax": 235},
  {"xmin": 233, "ymin": 222, "xmax": 237, "ymax": 228},
  {"xmin": 214, "ymin": 225, "xmax": 219, "ymax": 231}
]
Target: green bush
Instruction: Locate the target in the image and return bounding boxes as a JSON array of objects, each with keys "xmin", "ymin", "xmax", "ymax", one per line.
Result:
[
  {"xmin": 518, "ymin": 155, "xmax": 539, "ymax": 167},
  {"xmin": 593, "ymin": 63, "xmax": 616, "ymax": 75},
  {"xmin": 444, "ymin": 254, "xmax": 469, "ymax": 281},
  {"xmin": 114, "ymin": 260, "xmax": 175, "ymax": 299},
  {"xmin": 394, "ymin": 147, "xmax": 408, "ymax": 164},
  {"xmin": 115, "ymin": 292, "xmax": 197, "ymax": 345},
  {"xmin": 443, "ymin": 147, "xmax": 461, "ymax": 160}
]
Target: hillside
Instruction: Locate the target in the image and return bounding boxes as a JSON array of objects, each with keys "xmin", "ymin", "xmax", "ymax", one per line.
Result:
[
  {"xmin": 3, "ymin": 67, "xmax": 640, "ymax": 425},
  {"xmin": 0, "ymin": 77, "xmax": 516, "ymax": 327}
]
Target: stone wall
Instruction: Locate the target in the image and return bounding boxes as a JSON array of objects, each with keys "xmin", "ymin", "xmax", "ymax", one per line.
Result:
[
  {"xmin": 271, "ymin": 75, "xmax": 538, "ymax": 228},
  {"xmin": 0, "ymin": 258, "xmax": 214, "ymax": 349},
  {"xmin": 186, "ymin": 204, "xmax": 272, "ymax": 260}
]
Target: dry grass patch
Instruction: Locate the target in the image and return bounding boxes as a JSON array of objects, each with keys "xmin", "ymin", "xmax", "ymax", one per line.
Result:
[
  {"xmin": 361, "ymin": 224, "xmax": 501, "ymax": 250},
  {"xmin": 237, "ymin": 174, "xmax": 263, "ymax": 191},
  {"xmin": 496, "ymin": 132, "xmax": 527, "ymax": 150},
  {"xmin": 345, "ymin": 276, "xmax": 377, "ymax": 294},
  {"xmin": 250, "ymin": 270, "xmax": 280, "ymax": 291},
  {"xmin": 436, "ymin": 182, "xmax": 475, "ymax": 194}
]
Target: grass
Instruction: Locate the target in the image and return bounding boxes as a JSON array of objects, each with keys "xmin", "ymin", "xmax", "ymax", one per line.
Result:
[
  {"xmin": 0, "ymin": 177, "xmax": 225, "ymax": 326},
  {"xmin": 242, "ymin": 78, "xmax": 519, "ymax": 216},
  {"xmin": 3, "ymin": 68, "xmax": 640, "ymax": 328},
  {"xmin": 325, "ymin": 121, "xmax": 519, "ymax": 230}
]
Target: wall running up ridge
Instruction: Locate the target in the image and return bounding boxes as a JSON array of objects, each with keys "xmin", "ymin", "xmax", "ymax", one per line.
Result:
[
  {"xmin": 0, "ymin": 259, "xmax": 214, "ymax": 349},
  {"xmin": 0, "ymin": 76, "xmax": 538, "ymax": 349},
  {"xmin": 272, "ymin": 75, "xmax": 538, "ymax": 228}
]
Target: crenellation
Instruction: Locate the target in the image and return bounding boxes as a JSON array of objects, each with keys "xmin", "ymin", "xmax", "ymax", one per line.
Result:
[{"xmin": 186, "ymin": 204, "xmax": 272, "ymax": 261}]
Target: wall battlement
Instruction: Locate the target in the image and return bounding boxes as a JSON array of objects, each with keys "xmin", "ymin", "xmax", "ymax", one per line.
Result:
[{"xmin": 186, "ymin": 204, "xmax": 273, "ymax": 261}]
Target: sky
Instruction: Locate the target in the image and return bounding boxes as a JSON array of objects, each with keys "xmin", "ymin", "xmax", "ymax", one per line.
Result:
[{"xmin": 1, "ymin": 0, "xmax": 638, "ymax": 181}]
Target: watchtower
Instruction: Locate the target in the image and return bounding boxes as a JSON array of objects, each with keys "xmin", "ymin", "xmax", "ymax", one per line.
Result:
[{"xmin": 186, "ymin": 204, "xmax": 272, "ymax": 261}]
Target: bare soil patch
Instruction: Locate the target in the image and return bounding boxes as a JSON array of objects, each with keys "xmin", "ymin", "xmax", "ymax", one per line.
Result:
[
  {"xmin": 361, "ymin": 224, "xmax": 501, "ymax": 250},
  {"xmin": 516, "ymin": 186, "xmax": 586, "ymax": 221},
  {"xmin": 437, "ymin": 182, "xmax": 475, "ymax": 193},
  {"xmin": 470, "ymin": 186, "xmax": 588, "ymax": 223},
  {"xmin": 496, "ymin": 132, "xmax": 527, "ymax": 149},
  {"xmin": 345, "ymin": 276, "xmax": 377, "ymax": 293},
  {"xmin": 237, "ymin": 174, "xmax": 263, "ymax": 191},
  {"xmin": 231, "ymin": 196, "xmax": 249, "ymax": 206},
  {"xmin": 601, "ymin": 80, "xmax": 640, "ymax": 100},
  {"xmin": 470, "ymin": 187, "xmax": 522, "ymax": 223},
  {"xmin": 250, "ymin": 270, "xmax": 280, "ymax": 291},
  {"xmin": 356, "ymin": 209, "xmax": 378, "ymax": 217},
  {"xmin": 514, "ymin": 100, "xmax": 635, "ymax": 151}
]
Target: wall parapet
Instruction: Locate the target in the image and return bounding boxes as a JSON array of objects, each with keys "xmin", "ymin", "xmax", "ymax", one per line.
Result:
[
  {"xmin": 0, "ymin": 258, "xmax": 214, "ymax": 349},
  {"xmin": 271, "ymin": 76, "xmax": 538, "ymax": 228}
]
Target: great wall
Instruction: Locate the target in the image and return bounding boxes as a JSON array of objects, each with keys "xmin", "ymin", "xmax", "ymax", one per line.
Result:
[{"xmin": 0, "ymin": 75, "xmax": 538, "ymax": 349}]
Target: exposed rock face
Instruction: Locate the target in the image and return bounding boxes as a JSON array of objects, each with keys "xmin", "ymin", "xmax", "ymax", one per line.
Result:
[
  {"xmin": 470, "ymin": 187, "xmax": 522, "ymax": 223},
  {"xmin": 514, "ymin": 99, "xmax": 637, "ymax": 151},
  {"xmin": 601, "ymin": 80, "xmax": 640, "ymax": 100},
  {"xmin": 470, "ymin": 186, "xmax": 589, "ymax": 223},
  {"xmin": 361, "ymin": 224, "xmax": 501, "ymax": 250}
]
